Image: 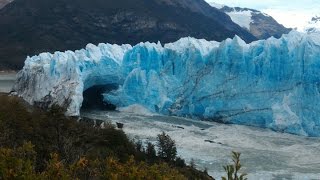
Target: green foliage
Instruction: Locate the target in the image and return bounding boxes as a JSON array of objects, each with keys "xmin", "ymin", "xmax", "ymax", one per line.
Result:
[
  {"xmin": 157, "ymin": 132, "xmax": 177, "ymax": 162},
  {"xmin": 222, "ymin": 151, "xmax": 247, "ymax": 180},
  {"xmin": 0, "ymin": 144, "xmax": 186, "ymax": 180},
  {"xmin": 0, "ymin": 142, "xmax": 37, "ymax": 179},
  {"xmin": 146, "ymin": 141, "xmax": 157, "ymax": 160},
  {"xmin": 103, "ymin": 156, "xmax": 186, "ymax": 180}
]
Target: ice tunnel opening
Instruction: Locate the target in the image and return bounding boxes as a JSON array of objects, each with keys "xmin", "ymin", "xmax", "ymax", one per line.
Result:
[{"xmin": 81, "ymin": 84, "xmax": 119, "ymax": 111}]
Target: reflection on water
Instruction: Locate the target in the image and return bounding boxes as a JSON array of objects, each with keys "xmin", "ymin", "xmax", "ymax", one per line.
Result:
[
  {"xmin": 82, "ymin": 110, "xmax": 320, "ymax": 180},
  {"xmin": 0, "ymin": 72, "xmax": 16, "ymax": 93}
]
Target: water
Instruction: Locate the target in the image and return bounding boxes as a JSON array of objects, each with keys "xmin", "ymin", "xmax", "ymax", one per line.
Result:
[
  {"xmin": 82, "ymin": 110, "xmax": 320, "ymax": 180},
  {"xmin": 0, "ymin": 72, "xmax": 16, "ymax": 93}
]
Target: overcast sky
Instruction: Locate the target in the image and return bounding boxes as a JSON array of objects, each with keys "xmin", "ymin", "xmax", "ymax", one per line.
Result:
[{"xmin": 205, "ymin": 0, "xmax": 320, "ymax": 31}]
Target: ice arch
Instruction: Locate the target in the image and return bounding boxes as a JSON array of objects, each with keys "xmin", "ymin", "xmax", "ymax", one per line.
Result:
[
  {"xmin": 13, "ymin": 43, "xmax": 132, "ymax": 116},
  {"xmin": 14, "ymin": 31, "xmax": 320, "ymax": 136}
]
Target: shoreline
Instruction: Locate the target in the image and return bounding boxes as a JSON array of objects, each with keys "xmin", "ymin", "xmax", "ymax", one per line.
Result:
[{"xmin": 0, "ymin": 71, "xmax": 18, "ymax": 74}]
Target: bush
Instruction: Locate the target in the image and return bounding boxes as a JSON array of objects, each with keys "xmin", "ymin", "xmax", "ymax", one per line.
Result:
[
  {"xmin": 0, "ymin": 142, "xmax": 37, "ymax": 179},
  {"xmin": 222, "ymin": 151, "xmax": 247, "ymax": 180},
  {"xmin": 0, "ymin": 143, "xmax": 187, "ymax": 180}
]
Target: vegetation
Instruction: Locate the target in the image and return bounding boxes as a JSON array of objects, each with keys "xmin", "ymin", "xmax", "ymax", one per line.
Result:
[
  {"xmin": 0, "ymin": 142, "xmax": 186, "ymax": 179},
  {"xmin": 222, "ymin": 152, "xmax": 247, "ymax": 180},
  {"xmin": 0, "ymin": 95, "xmax": 213, "ymax": 179}
]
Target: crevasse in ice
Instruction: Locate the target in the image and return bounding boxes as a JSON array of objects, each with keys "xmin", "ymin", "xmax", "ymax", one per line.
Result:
[{"xmin": 14, "ymin": 31, "xmax": 320, "ymax": 136}]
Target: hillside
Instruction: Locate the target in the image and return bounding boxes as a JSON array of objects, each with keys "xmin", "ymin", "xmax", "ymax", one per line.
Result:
[
  {"xmin": 0, "ymin": 0, "xmax": 256, "ymax": 70},
  {"xmin": 0, "ymin": 0, "xmax": 12, "ymax": 9}
]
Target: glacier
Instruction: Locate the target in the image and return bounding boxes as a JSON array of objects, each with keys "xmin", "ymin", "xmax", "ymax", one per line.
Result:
[{"xmin": 13, "ymin": 31, "xmax": 320, "ymax": 136}]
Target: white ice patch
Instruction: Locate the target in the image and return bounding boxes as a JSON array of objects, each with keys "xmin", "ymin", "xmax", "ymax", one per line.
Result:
[
  {"xmin": 271, "ymin": 94, "xmax": 307, "ymax": 136},
  {"xmin": 226, "ymin": 10, "xmax": 253, "ymax": 30},
  {"xmin": 209, "ymin": 2, "xmax": 224, "ymax": 9},
  {"xmin": 118, "ymin": 104, "xmax": 156, "ymax": 116}
]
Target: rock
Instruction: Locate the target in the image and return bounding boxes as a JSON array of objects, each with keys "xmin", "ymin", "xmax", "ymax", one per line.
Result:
[
  {"xmin": 204, "ymin": 140, "xmax": 222, "ymax": 145},
  {"xmin": 204, "ymin": 140, "xmax": 214, "ymax": 143},
  {"xmin": 116, "ymin": 122, "xmax": 124, "ymax": 129},
  {"xmin": 172, "ymin": 125, "xmax": 185, "ymax": 129}
]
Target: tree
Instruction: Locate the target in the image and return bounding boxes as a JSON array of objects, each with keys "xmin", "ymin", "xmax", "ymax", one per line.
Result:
[
  {"xmin": 146, "ymin": 142, "xmax": 157, "ymax": 160},
  {"xmin": 222, "ymin": 151, "xmax": 247, "ymax": 180},
  {"xmin": 135, "ymin": 140, "xmax": 144, "ymax": 153},
  {"xmin": 156, "ymin": 132, "xmax": 177, "ymax": 162},
  {"xmin": 190, "ymin": 158, "xmax": 196, "ymax": 169}
]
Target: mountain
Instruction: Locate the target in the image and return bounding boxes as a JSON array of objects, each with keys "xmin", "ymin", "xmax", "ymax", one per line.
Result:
[
  {"xmin": 209, "ymin": 2, "xmax": 291, "ymax": 39},
  {"xmin": 14, "ymin": 31, "xmax": 320, "ymax": 137},
  {"xmin": 304, "ymin": 16, "xmax": 320, "ymax": 33},
  {"xmin": 0, "ymin": 0, "xmax": 12, "ymax": 9},
  {"xmin": 0, "ymin": 0, "xmax": 256, "ymax": 70}
]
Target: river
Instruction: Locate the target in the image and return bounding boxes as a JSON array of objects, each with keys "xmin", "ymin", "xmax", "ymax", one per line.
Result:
[
  {"xmin": 82, "ymin": 109, "xmax": 320, "ymax": 180},
  {"xmin": 0, "ymin": 72, "xmax": 16, "ymax": 93}
]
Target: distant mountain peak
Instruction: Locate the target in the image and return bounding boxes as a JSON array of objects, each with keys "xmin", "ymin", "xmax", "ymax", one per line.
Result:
[
  {"xmin": 209, "ymin": 2, "xmax": 291, "ymax": 39},
  {"xmin": 304, "ymin": 16, "xmax": 320, "ymax": 33}
]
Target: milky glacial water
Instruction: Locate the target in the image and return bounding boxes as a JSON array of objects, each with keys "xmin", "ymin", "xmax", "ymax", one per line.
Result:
[
  {"xmin": 0, "ymin": 72, "xmax": 16, "ymax": 93},
  {"xmin": 82, "ymin": 110, "xmax": 320, "ymax": 180}
]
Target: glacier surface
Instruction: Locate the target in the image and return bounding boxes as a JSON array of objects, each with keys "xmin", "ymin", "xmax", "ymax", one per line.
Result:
[{"xmin": 14, "ymin": 31, "xmax": 320, "ymax": 136}]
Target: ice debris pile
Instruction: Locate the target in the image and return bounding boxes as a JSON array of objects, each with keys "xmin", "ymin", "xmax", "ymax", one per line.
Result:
[{"xmin": 14, "ymin": 31, "xmax": 320, "ymax": 136}]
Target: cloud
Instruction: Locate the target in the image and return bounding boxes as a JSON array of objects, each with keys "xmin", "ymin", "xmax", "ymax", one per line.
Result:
[{"xmin": 263, "ymin": 8, "xmax": 317, "ymax": 30}]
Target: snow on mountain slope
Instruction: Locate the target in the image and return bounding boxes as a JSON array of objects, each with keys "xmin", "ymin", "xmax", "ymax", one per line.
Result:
[
  {"xmin": 209, "ymin": 2, "xmax": 291, "ymax": 39},
  {"xmin": 305, "ymin": 16, "xmax": 320, "ymax": 33},
  {"xmin": 225, "ymin": 9, "xmax": 253, "ymax": 30},
  {"xmin": 14, "ymin": 31, "xmax": 320, "ymax": 137}
]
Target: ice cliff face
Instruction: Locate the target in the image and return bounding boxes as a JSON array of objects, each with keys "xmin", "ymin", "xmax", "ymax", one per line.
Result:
[{"xmin": 14, "ymin": 31, "xmax": 320, "ymax": 136}]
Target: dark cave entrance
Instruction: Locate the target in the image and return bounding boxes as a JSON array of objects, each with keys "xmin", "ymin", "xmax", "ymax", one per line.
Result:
[{"xmin": 81, "ymin": 84, "xmax": 118, "ymax": 111}]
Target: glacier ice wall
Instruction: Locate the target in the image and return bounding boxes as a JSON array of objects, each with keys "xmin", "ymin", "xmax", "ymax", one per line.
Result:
[{"xmin": 14, "ymin": 31, "xmax": 320, "ymax": 136}]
